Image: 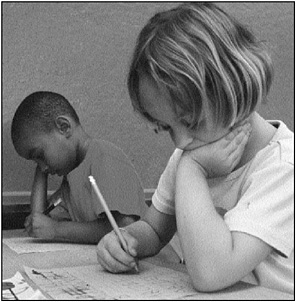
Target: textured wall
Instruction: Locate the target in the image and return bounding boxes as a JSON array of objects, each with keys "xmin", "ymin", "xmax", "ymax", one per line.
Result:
[{"xmin": 3, "ymin": 2, "xmax": 294, "ymax": 194}]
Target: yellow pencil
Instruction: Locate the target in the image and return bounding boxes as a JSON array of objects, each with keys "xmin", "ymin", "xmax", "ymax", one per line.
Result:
[{"xmin": 88, "ymin": 175, "xmax": 139, "ymax": 272}]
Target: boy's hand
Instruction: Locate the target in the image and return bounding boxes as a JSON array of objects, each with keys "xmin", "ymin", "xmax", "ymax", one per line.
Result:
[
  {"xmin": 24, "ymin": 213, "xmax": 58, "ymax": 239},
  {"xmin": 98, "ymin": 211, "xmax": 140, "ymax": 228},
  {"xmin": 184, "ymin": 123, "xmax": 252, "ymax": 178},
  {"xmin": 97, "ymin": 229, "xmax": 138, "ymax": 273}
]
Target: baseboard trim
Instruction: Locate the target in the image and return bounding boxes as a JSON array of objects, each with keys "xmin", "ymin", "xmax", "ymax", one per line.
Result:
[
  {"xmin": 2, "ymin": 189, "xmax": 155, "ymax": 208},
  {"xmin": 2, "ymin": 189, "xmax": 155, "ymax": 230}
]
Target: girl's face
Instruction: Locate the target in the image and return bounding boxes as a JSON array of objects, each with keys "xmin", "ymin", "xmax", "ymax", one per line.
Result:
[
  {"xmin": 138, "ymin": 75, "xmax": 229, "ymax": 151},
  {"xmin": 14, "ymin": 129, "xmax": 78, "ymax": 176}
]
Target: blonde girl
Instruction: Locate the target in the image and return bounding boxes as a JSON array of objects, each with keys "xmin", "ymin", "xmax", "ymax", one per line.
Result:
[{"xmin": 97, "ymin": 3, "xmax": 293, "ymax": 294}]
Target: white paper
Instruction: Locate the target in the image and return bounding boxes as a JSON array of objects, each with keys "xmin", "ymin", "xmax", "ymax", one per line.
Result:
[
  {"xmin": 3, "ymin": 237, "xmax": 93, "ymax": 254},
  {"xmin": 24, "ymin": 262, "xmax": 198, "ymax": 300},
  {"xmin": 2, "ymin": 272, "xmax": 47, "ymax": 300}
]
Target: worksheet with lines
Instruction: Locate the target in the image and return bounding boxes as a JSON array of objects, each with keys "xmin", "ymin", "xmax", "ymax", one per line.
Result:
[{"xmin": 24, "ymin": 262, "xmax": 198, "ymax": 300}]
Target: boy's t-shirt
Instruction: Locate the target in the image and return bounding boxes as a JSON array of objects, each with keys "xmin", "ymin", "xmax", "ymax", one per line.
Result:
[
  {"xmin": 51, "ymin": 139, "xmax": 145, "ymax": 222},
  {"xmin": 152, "ymin": 120, "xmax": 294, "ymax": 294}
]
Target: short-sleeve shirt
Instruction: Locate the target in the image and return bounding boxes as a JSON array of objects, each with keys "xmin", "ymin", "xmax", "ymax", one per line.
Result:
[
  {"xmin": 52, "ymin": 139, "xmax": 145, "ymax": 222},
  {"xmin": 152, "ymin": 120, "xmax": 294, "ymax": 294}
]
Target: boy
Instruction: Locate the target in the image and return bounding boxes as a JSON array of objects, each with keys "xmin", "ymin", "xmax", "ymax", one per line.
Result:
[{"xmin": 11, "ymin": 91, "xmax": 143, "ymax": 243}]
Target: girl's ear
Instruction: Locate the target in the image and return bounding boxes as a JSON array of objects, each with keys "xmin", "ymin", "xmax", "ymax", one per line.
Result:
[{"xmin": 55, "ymin": 116, "xmax": 73, "ymax": 138}]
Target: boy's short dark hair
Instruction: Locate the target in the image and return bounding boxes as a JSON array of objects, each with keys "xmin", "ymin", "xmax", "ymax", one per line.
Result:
[{"xmin": 11, "ymin": 91, "xmax": 80, "ymax": 144}]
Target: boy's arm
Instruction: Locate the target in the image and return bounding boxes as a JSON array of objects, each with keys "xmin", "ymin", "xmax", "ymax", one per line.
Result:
[
  {"xmin": 26, "ymin": 212, "xmax": 140, "ymax": 244},
  {"xmin": 175, "ymin": 156, "xmax": 272, "ymax": 292},
  {"xmin": 32, "ymin": 215, "xmax": 113, "ymax": 243},
  {"xmin": 30, "ymin": 165, "xmax": 48, "ymax": 213},
  {"xmin": 55, "ymin": 220, "xmax": 113, "ymax": 243}
]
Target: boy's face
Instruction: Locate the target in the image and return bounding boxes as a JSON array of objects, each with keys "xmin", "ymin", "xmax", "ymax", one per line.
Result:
[
  {"xmin": 138, "ymin": 75, "xmax": 229, "ymax": 151},
  {"xmin": 14, "ymin": 128, "xmax": 78, "ymax": 176}
]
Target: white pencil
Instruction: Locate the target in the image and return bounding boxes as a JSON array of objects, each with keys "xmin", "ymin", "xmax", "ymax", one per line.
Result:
[{"xmin": 88, "ymin": 175, "xmax": 138, "ymax": 272}]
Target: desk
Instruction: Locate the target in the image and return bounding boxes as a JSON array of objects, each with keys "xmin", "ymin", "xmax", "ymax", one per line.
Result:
[{"xmin": 2, "ymin": 229, "xmax": 293, "ymax": 300}]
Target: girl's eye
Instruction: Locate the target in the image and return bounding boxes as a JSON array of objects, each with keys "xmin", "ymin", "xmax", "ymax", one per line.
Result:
[
  {"xmin": 159, "ymin": 124, "xmax": 171, "ymax": 131},
  {"xmin": 154, "ymin": 122, "xmax": 171, "ymax": 133}
]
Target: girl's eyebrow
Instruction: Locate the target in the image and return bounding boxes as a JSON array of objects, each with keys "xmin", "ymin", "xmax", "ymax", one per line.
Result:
[
  {"xmin": 142, "ymin": 111, "xmax": 165, "ymax": 125},
  {"xmin": 142, "ymin": 111, "xmax": 157, "ymax": 122}
]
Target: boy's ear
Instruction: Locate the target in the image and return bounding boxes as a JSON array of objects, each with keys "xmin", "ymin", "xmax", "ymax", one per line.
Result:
[{"xmin": 55, "ymin": 116, "xmax": 73, "ymax": 137}]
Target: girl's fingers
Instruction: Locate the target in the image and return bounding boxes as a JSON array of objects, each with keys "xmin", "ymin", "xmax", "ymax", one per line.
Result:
[
  {"xmin": 227, "ymin": 133, "xmax": 250, "ymax": 170},
  {"xmin": 224, "ymin": 126, "xmax": 242, "ymax": 141},
  {"xmin": 228, "ymin": 149, "xmax": 243, "ymax": 170},
  {"xmin": 97, "ymin": 247, "xmax": 132, "ymax": 273},
  {"xmin": 228, "ymin": 130, "xmax": 250, "ymax": 156},
  {"xmin": 222, "ymin": 124, "xmax": 251, "ymax": 154},
  {"xmin": 225, "ymin": 123, "xmax": 251, "ymax": 142},
  {"xmin": 120, "ymin": 229, "xmax": 138, "ymax": 257},
  {"xmin": 97, "ymin": 232, "xmax": 137, "ymax": 273},
  {"xmin": 226, "ymin": 131, "xmax": 249, "ymax": 155}
]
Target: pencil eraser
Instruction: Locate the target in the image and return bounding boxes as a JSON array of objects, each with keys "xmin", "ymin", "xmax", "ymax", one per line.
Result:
[{"xmin": 88, "ymin": 175, "xmax": 95, "ymax": 183}]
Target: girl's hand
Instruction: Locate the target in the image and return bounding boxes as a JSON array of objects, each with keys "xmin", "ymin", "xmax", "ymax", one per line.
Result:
[
  {"xmin": 24, "ymin": 212, "xmax": 58, "ymax": 239},
  {"xmin": 184, "ymin": 123, "xmax": 252, "ymax": 177},
  {"xmin": 97, "ymin": 229, "xmax": 139, "ymax": 273}
]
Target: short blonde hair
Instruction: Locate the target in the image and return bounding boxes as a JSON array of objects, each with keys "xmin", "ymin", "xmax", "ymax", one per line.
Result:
[{"xmin": 128, "ymin": 3, "xmax": 273, "ymax": 129}]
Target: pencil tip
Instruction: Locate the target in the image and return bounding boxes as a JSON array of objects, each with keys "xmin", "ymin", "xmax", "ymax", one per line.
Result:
[{"xmin": 134, "ymin": 261, "xmax": 139, "ymax": 273}]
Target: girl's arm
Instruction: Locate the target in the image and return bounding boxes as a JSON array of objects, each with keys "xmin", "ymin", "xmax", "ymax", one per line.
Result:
[
  {"xmin": 175, "ymin": 156, "xmax": 272, "ymax": 292},
  {"xmin": 30, "ymin": 165, "xmax": 48, "ymax": 213},
  {"xmin": 126, "ymin": 204, "xmax": 177, "ymax": 257},
  {"xmin": 96, "ymin": 204, "xmax": 176, "ymax": 272}
]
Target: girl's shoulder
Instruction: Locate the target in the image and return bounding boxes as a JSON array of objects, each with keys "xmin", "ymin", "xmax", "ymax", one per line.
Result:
[
  {"xmin": 227, "ymin": 120, "xmax": 293, "ymax": 181},
  {"xmin": 241, "ymin": 120, "xmax": 294, "ymax": 181},
  {"xmin": 265, "ymin": 120, "xmax": 294, "ymax": 165}
]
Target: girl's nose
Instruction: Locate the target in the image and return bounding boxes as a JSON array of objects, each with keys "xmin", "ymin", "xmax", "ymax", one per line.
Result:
[
  {"xmin": 147, "ymin": 122, "xmax": 159, "ymax": 133},
  {"xmin": 170, "ymin": 127, "xmax": 194, "ymax": 150}
]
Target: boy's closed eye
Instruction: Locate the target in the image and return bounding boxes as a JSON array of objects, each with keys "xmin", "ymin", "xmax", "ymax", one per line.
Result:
[
  {"xmin": 29, "ymin": 150, "xmax": 47, "ymax": 168},
  {"xmin": 27, "ymin": 149, "xmax": 39, "ymax": 160},
  {"xmin": 30, "ymin": 150, "xmax": 44, "ymax": 162}
]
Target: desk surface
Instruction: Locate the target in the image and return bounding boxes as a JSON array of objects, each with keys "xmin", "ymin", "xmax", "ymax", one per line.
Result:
[{"xmin": 2, "ymin": 229, "xmax": 293, "ymax": 300}]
